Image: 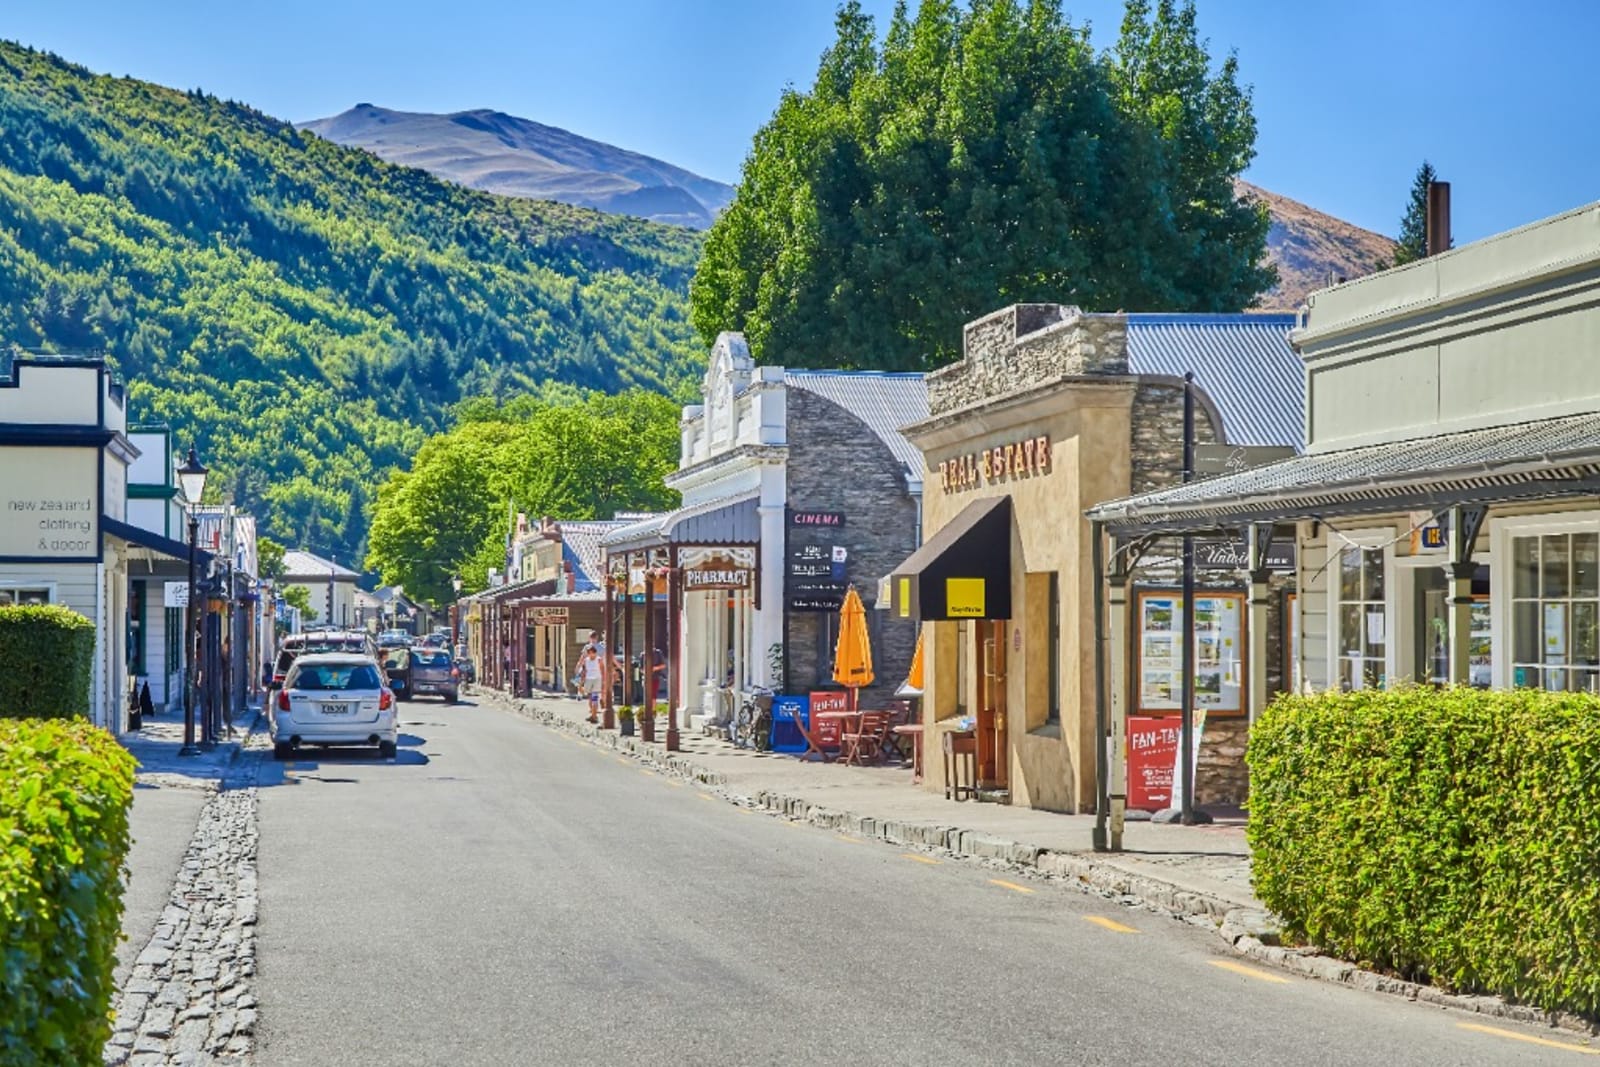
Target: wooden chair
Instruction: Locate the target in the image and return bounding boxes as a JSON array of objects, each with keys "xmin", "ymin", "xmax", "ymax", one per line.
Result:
[
  {"xmin": 841, "ymin": 710, "xmax": 893, "ymax": 766},
  {"xmin": 790, "ymin": 709, "xmax": 839, "ymax": 763}
]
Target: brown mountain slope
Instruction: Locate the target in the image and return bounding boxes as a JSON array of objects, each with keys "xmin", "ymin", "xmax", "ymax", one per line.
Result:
[{"xmin": 1241, "ymin": 181, "xmax": 1397, "ymax": 310}]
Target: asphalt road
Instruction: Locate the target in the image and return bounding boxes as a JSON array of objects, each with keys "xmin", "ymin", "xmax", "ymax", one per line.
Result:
[{"xmin": 254, "ymin": 697, "xmax": 1589, "ymax": 1066}]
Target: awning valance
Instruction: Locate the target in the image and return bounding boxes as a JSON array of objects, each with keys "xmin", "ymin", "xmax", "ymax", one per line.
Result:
[{"xmin": 889, "ymin": 495, "xmax": 1012, "ymax": 621}]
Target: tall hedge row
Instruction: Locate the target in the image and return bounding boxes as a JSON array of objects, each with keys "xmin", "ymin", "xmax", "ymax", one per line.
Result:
[
  {"xmin": 1248, "ymin": 686, "xmax": 1600, "ymax": 1018},
  {"xmin": 0, "ymin": 605, "xmax": 96, "ymax": 720},
  {"xmin": 0, "ymin": 718, "xmax": 136, "ymax": 1064}
]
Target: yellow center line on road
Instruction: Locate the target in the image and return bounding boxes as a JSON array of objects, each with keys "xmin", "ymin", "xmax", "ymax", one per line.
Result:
[
  {"xmin": 697, "ymin": 793, "xmax": 716, "ymax": 802},
  {"xmin": 902, "ymin": 854, "xmax": 941, "ymax": 865},
  {"xmin": 989, "ymin": 879, "xmax": 1034, "ymax": 895},
  {"xmin": 1208, "ymin": 960, "xmax": 1291, "ymax": 984},
  {"xmin": 1457, "ymin": 1023, "xmax": 1600, "ymax": 1055},
  {"xmin": 834, "ymin": 835, "xmax": 865, "ymax": 845},
  {"xmin": 665, "ymin": 780, "xmax": 684, "ymax": 788},
  {"xmin": 1081, "ymin": 915, "xmax": 1139, "ymax": 934}
]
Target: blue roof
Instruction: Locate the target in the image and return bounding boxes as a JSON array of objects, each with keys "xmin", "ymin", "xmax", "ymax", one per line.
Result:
[
  {"xmin": 783, "ymin": 370, "xmax": 929, "ymax": 476},
  {"xmin": 556, "ymin": 521, "xmax": 624, "ymax": 592},
  {"xmin": 1126, "ymin": 314, "xmax": 1303, "ymax": 451}
]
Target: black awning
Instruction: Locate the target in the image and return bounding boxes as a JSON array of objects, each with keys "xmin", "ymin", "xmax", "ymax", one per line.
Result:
[
  {"xmin": 103, "ymin": 515, "xmax": 213, "ymax": 567},
  {"xmin": 890, "ymin": 496, "xmax": 1012, "ymax": 621}
]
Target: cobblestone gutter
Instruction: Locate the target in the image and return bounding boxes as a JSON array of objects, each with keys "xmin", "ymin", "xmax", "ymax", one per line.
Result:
[
  {"xmin": 500, "ymin": 691, "xmax": 1600, "ymax": 1038},
  {"xmin": 104, "ymin": 726, "xmax": 265, "ymax": 1066}
]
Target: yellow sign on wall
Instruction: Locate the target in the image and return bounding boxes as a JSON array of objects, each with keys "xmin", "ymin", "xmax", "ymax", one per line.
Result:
[
  {"xmin": 946, "ymin": 578, "xmax": 986, "ymax": 617},
  {"xmin": 898, "ymin": 577, "xmax": 911, "ymax": 618}
]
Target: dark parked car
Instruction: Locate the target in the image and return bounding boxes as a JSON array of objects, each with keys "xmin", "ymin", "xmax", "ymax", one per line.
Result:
[{"xmin": 409, "ymin": 649, "xmax": 460, "ymax": 702}]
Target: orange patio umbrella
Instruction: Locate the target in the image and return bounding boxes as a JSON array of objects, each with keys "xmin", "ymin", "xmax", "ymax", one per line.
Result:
[
  {"xmin": 900, "ymin": 627, "xmax": 925, "ymax": 696},
  {"xmin": 832, "ymin": 585, "xmax": 875, "ymax": 709}
]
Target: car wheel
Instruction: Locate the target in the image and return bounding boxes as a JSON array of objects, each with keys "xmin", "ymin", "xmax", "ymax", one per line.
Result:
[
  {"xmin": 446, "ymin": 690, "xmax": 459, "ymax": 704},
  {"xmin": 273, "ymin": 741, "xmax": 292, "ymax": 761},
  {"xmin": 378, "ymin": 740, "xmax": 397, "ymax": 759}
]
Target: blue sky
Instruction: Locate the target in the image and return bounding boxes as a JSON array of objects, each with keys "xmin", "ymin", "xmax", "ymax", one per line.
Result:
[{"xmin": 5, "ymin": 1, "xmax": 1596, "ymax": 242}]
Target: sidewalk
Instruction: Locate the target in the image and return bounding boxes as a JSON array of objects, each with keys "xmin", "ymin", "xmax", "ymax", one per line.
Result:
[
  {"xmin": 484, "ymin": 686, "xmax": 1260, "ymax": 922},
  {"xmin": 120, "ymin": 707, "xmax": 258, "ymax": 787}
]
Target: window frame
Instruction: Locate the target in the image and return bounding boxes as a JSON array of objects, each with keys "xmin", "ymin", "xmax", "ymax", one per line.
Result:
[
  {"xmin": 1325, "ymin": 528, "xmax": 1397, "ymax": 692},
  {"xmin": 1491, "ymin": 510, "xmax": 1600, "ymax": 692}
]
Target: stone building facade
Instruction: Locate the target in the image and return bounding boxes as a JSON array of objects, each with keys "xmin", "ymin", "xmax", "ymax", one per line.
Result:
[{"xmin": 894, "ymin": 305, "xmax": 1302, "ymax": 813}]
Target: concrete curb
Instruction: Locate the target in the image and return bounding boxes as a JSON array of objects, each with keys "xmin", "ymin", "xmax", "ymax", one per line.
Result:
[{"xmin": 498, "ymin": 691, "xmax": 1599, "ymax": 1039}]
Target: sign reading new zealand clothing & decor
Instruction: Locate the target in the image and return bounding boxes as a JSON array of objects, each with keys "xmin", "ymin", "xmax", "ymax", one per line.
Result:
[{"xmin": 0, "ymin": 446, "xmax": 101, "ymax": 561}]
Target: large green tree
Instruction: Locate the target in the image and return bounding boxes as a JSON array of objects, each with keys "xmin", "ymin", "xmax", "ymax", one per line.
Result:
[
  {"xmin": 365, "ymin": 390, "xmax": 683, "ymax": 603},
  {"xmin": 690, "ymin": 0, "xmax": 1275, "ymax": 370}
]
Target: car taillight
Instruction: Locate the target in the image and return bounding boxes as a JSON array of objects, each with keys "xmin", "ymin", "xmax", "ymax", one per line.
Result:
[
  {"xmin": 379, "ymin": 689, "xmax": 393, "ymax": 710},
  {"xmin": 277, "ymin": 689, "xmax": 290, "ymax": 712}
]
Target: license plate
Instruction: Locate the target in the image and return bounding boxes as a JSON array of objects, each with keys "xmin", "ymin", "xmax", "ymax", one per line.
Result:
[{"xmin": 322, "ymin": 702, "xmax": 353, "ymax": 715}]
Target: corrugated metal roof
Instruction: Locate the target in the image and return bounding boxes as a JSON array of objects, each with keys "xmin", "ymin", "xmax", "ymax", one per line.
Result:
[
  {"xmin": 784, "ymin": 370, "xmax": 929, "ymax": 478},
  {"xmin": 1088, "ymin": 410, "xmax": 1600, "ymax": 530},
  {"xmin": 282, "ymin": 549, "xmax": 360, "ymax": 580},
  {"xmin": 600, "ymin": 492, "xmax": 761, "ymax": 552},
  {"xmin": 1126, "ymin": 314, "xmax": 1302, "ymax": 450}
]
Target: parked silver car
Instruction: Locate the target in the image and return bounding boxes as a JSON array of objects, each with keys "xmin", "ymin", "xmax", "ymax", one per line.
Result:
[{"xmin": 272, "ymin": 653, "xmax": 397, "ymax": 759}]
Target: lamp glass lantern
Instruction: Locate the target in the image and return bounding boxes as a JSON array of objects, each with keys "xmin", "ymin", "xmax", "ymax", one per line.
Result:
[
  {"xmin": 452, "ymin": 575, "xmax": 463, "ymax": 595},
  {"xmin": 177, "ymin": 445, "xmax": 209, "ymax": 507}
]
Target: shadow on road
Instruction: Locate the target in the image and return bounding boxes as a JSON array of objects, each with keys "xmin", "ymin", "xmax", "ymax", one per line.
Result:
[{"xmin": 254, "ymin": 737, "xmax": 431, "ymax": 787}]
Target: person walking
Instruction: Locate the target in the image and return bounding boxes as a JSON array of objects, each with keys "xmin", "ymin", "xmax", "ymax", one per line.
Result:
[{"xmin": 576, "ymin": 645, "xmax": 604, "ymax": 723}]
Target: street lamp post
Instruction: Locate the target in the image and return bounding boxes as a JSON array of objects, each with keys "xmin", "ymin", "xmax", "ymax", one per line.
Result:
[
  {"xmin": 451, "ymin": 575, "xmax": 463, "ymax": 650},
  {"xmin": 176, "ymin": 445, "xmax": 208, "ymax": 758}
]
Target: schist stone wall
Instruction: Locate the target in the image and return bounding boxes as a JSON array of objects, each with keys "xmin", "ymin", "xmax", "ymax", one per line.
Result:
[
  {"xmin": 927, "ymin": 304, "xmax": 1130, "ymax": 415},
  {"xmin": 783, "ymin": 387, "xmax": 921, "ymax": 704}
]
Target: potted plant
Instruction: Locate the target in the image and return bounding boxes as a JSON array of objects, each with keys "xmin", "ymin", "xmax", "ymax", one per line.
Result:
[{"xmin": 617, "ymin": 705, "xmax": 636, "ymax": 737}]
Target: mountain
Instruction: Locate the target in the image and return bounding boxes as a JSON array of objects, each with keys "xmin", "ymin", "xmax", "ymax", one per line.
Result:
[
  {"xmin": 301, "ymin": 105, "xmax": 734, "ymax": 230},
  {"xmin": 0, "ymin": 42, "xmax": 704, "ymax": 567},
  {"xmin": 1242, "ymin": 181, "xmax": 1397, "ymax": 309}
]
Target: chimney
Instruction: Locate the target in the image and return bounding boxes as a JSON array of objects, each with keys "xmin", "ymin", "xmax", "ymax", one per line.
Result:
[{"xmin": 1426, "ymin": 180, "xmax": 1451, "ymax": 257}]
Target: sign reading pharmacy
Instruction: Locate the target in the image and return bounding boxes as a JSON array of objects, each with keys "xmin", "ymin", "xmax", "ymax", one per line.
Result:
[
  {"xmin": 0, "ymin": 447, "xmax": 101, "ymax": 561},
  {"xmin": 684, "ymin": 552, "xmax": 754, "ymax": 590}
]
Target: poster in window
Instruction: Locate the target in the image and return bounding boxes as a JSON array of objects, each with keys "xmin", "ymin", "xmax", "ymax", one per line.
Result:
[
  {"xmin": 1134, "ymin": 590, "xmax": 1245, "ymax": 715},
  {"xmin": 1544, "ymin": 603, "xmax": 1567, "ymax": 660}
]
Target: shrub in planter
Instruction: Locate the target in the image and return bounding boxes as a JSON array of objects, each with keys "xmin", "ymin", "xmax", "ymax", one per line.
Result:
[
  {"xmin": 617, "ymin": 705, "xmax": 635, "ymax": 736},
  {"xmin": 1248, "ymin": 685, "xmax": 1600, "ymax": 1019},
  {"xmin": 0, "ymin": 604, "xmax": 96, "ymax": 720},
  {"xmin": 0, "ymin": 717, "xmax": 137, "ymax": 1065}
]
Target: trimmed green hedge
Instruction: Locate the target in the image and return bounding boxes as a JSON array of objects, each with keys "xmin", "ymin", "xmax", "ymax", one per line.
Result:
[
  {"xmin": 1248, "ymin": 686, "xmax": 1600, "ymax": 1018},
  {"xmin": 0, "ymin": 605, "xmax": 96, "ymax": 720},
  {"xmin": 0, "ymin": 718, "xmax": 136, "ymax": 1064}
]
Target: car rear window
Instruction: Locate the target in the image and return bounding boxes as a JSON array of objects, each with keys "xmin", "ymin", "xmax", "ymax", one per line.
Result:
[
  {"xmin": 416, "ymin": 651, "xmax": 452, "ymax": 667},
  {"xmin": 291, "ymin": 663, "xmax": 382, "ymax": 691}
]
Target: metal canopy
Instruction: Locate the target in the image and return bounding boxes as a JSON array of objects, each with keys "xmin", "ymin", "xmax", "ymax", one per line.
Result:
[
  {"xmin": 1087, "ymin": 411, "xmax": 1600, "ymax": 536},
  {"xmin": 600, "ymin": 492, "xmax": 761, "ymax": 554}
]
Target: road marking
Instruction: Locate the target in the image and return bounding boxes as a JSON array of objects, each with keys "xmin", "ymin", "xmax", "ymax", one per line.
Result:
[
  {"xmin": 735, "ymin": 807, "xmax": 757, "ymax": 815},
  {"xmin": 697, "ymin": 793, "xmax": 715, "ymax": 802},
  {"xmin": 665, "ymin": 780, "xmax": 684, "ymax": 788},
  {"xmin": 1458, "ymin": 1023, "xmax": 1600, "ymax": 1055},
  {"xmin": 902, "ymin": 854, "xmax": 941, "ymax": 865},
  {"xmin": 989, "ymin": 879, "xmax": 1034, "ymax": 894},
  {"xmin": 835, "ymin": 835, "xmax": 865, "ymax": 845},
  {"xmin": 1208, "ymin": 960, "xmax": 1291, "ymax": 984},
  {"xmin": 1081, "ymin": 915, "xmax": 1139, "ymax": 934}
]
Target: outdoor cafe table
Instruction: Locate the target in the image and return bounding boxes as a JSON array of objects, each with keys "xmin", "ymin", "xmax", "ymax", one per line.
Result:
[{"xmin": 812, "ymin": 709, "xmax": 860, "ymax": 756}]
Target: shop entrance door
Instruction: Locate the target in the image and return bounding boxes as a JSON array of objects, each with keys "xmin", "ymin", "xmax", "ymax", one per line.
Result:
[
  {"xmin": 1413, "ymin": 568, "xmax": 1449, "ymax": 685},
  {"xmin": 975, "ymin": 620, "xmax": 1007, "ymax": 791}
]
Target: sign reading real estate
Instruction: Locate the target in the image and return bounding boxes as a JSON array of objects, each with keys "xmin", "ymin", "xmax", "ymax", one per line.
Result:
[{"xmin": 0, "ymin": 447, "xmax": 100, "ymax": 561}]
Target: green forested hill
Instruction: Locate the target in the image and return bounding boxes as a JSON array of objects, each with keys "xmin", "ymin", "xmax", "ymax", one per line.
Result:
[{"xmin": 0, "ymin": 41, "xmax": 704, "ymax": 566}]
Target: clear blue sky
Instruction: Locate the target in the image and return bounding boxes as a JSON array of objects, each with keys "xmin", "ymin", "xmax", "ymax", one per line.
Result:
[{"xmin": 6, "ymin": 0, "xmax": 1596, "ymax": 242}]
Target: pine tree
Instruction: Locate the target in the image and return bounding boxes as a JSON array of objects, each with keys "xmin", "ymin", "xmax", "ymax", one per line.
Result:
[{"xmin": 1392, "ymin": 160, "xmax": 1439, "ymax": 267}]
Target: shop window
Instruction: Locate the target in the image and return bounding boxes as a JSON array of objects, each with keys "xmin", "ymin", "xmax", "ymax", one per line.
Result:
[
  {"xmin": 1336, "ymin": 543, "xmax": 1387, "ymax": 691},
  {"xmin": 1510, "ymin": 531, "xmax": 1600, "ymax": 691},
  {"xmin": 0, "ymin": 587, "xmax": 51, "ymax": 606},
  {"xmin": 1047, "ymin": 572, "xmax": 1061, "ymax": 723}
]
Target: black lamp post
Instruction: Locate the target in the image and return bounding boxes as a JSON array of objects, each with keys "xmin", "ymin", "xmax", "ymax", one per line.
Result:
[
  {"xmin": 451, "ymin": 575, "xmax": 463, "ymax": 649},
  {"xmin": 176, "ymin": 445, "xmax": 208, "ymax": 757}
]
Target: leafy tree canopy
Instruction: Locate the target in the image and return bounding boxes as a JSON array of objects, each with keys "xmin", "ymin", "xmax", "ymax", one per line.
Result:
[
  {"xmin": 690, "ymin": 0, "xmax": 1275, "ymax": 370},
  {"xmin": 365, "ymin": 389, "xmax": 682, "ymax": 604},
  {"xmin": 0, "ymin": 41, "xmax": 704, "ymax": 566}
]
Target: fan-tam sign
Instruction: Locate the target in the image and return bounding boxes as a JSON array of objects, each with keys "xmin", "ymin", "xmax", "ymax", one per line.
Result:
[{"xmin": 939, "ymin": 434, "xmax": 1052, "ymax": 493}]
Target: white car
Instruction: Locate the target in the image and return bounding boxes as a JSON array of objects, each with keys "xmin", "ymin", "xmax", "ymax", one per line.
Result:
[{"xmin": 272, "ymin": 653, "xmax": 397, "ymax": 760}]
